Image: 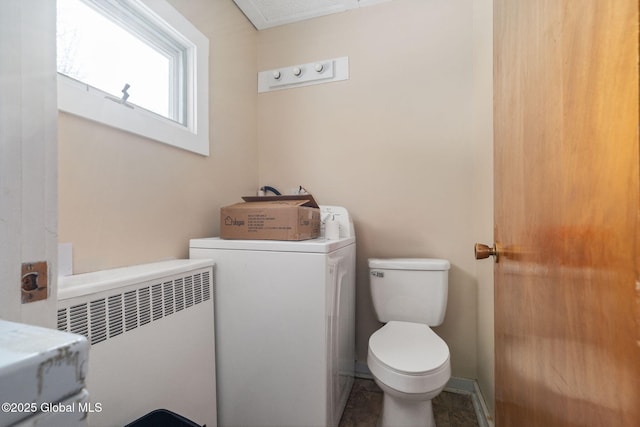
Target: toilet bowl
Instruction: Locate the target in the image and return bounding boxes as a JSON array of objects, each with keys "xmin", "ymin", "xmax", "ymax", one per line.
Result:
[
  {"xmin": 367, "ymin": 259, "xmax": 451, "ymax": 427},
  {"xmin": 368, "ymin": 321, "xmax": 450, "ymax": 427}
]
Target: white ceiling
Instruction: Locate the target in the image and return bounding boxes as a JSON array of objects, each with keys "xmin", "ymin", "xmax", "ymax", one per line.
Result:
[{"xmin": 233, "ymin": 0, "xmax": 392, "ymax": 30}]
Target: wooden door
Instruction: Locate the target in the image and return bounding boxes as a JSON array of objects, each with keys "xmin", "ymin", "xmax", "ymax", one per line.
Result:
[{"xmin": 493, "ymin": 0, "xmax": 640, "ymax": 425}]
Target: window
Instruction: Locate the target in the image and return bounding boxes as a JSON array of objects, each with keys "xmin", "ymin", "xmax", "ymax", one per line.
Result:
[{"xmin": 57, "ymin": 0, "xmax": 209, "ymax": 156}]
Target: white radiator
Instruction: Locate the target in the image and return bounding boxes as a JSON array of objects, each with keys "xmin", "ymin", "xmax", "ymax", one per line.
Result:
[{"xmin": 57, "ymin": 259, "xmax": 216, "ymax": 427}]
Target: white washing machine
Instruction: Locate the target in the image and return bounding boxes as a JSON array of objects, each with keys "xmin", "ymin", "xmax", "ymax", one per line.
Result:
[{"xmin": 189, "ymin": 205, "xmax": 355, "ymax": 427}]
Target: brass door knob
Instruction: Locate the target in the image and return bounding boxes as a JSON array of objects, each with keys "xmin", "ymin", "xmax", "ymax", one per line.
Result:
[{"xmin": 475, "ymin": 243, "xmax": 499, "ymax": 263}]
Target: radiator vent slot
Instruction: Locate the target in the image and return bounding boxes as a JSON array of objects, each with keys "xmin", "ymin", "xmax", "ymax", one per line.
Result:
[
  {"xmin": 108, "ymin": 294, "xmax": 123, "ymax": 338},
  {"xmin": 69, "ymin": 303, "xmax": 89, "ymax": 337},
  {"xmin": 163, "ymin": 281, "xmax": 174, "ymax": 316},
  {"xmin": 194, "ymin": 274, "xmax": 202, "ymax": 305},
  {"xmin": 152, "ymin": 284, "xmax": 163, "ymax": 321},
  {"xmin": 57, "ymin": 307, "xmax": 68, "ymax": 330},
  {"xmin": 57, "ymin": 267, "xmax": 214, "ymax": 347},
  {"xmin": 89, "ymin": 299, "xmax": 107, "ymax": 345},
  {"xmin": 185, "ymin": 276, "xmax": 194, "ymax": 308},
  {"xmin": 138, "ymin": 287, "xmax": 151, "ymax": 326},
  {"xmin": 203, "ymin": 271, "xmax": 212, "ymax": 301},
  {"xmin": 125, "ymin": 290, "xmax": 138, "ymax": 331},
  {"xmin": 175, "ymin": 278, "xmax": 185, "ymax": 312}
]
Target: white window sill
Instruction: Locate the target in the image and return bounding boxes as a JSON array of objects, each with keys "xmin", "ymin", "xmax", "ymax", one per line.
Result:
[{"xmin": 58, "ymin": 74, "xmax": 209, "ymax": 156}]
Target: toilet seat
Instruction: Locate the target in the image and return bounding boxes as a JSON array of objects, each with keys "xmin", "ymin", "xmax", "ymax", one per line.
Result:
[
  {"xmin": 368, "ymin": 321, "xmax": 450, "ymax": 394},
  {"xmin": 369, "ymin": 321, "xmax": 449, "ymax": 375}
]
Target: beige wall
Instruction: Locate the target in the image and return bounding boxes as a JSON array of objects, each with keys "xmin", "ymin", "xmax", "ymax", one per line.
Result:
[
  {"xmin": 256, "ymin": 0, "xmax": 486, "ymax": 380},
  {"xmin": 58, "ymin": 0, "xmax": 495, "ymax": 413},
  {"xmin": 58, "ymin": 0, "xmax": 258, "ymax": 273},
  {"xmin": 472, "ymin": 0, "xmax": 495, "ymax": 414}
]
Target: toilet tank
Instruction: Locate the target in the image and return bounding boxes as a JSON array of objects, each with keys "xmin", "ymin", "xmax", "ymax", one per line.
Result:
[{"xmin": 369, "ymin": 258, "xmax": 450, "ymax": 326}]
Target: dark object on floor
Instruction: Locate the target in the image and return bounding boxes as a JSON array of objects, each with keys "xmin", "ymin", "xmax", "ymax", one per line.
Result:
[{"xmin": 124, "ymin": 409, "xmax": 204, "ymax": 427}]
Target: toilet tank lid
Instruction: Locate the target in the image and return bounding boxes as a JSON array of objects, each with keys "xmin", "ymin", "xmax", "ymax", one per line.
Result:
[{"xmin": 368, "ymin": 258, "xmax": 450, "ymax": 271}]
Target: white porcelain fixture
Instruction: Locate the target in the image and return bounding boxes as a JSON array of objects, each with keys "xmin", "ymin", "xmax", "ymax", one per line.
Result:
[{"xmin": 367, "ymin": 258, "xmax": 451, "ymax": 427}]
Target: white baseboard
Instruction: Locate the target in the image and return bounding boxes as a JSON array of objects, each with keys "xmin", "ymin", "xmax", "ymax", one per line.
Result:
[
  {"xmin": 472, "ymin": 380, "xmax": 495, "ymax": 427},
  {"xmin": 354, "ymin": 362, "xmax": 494, "ymax": 427},
  {"xmin": 445, "ymin": 377, "xmax": 494, "ymax": 427},
  {"xmin": 355, "ymin": 361, "xmax": 374, "ymax": 379}
]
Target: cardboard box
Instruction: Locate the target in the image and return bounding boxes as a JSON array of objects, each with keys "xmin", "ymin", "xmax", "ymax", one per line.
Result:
[{"xmin": 220, "ymin": 196, "xmax": 320, "ymax": 240}]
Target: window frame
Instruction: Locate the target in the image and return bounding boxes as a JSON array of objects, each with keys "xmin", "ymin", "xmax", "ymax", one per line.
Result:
[{"xmin": 57, "ymin": 0, "xmax": 210, "ymax": 156}]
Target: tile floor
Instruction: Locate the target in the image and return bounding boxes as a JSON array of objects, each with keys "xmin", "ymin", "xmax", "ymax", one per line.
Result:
[{"xmin": 339, "ymin": 378, "xmax": 480, "ymax": 427}]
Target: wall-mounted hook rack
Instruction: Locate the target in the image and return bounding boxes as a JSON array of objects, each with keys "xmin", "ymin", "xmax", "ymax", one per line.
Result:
[{"xmin": 258, "ymin": 56, "xmax": 349, "ymax": 93}]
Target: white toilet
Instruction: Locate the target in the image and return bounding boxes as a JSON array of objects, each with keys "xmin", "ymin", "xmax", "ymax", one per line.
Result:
[{"xmin": 367, "ymin": 258, "xmax": 451, "ymax": 427}]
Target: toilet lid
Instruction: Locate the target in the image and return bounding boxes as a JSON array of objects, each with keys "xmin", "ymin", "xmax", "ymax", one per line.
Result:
[{"xmin": 369, "ymin": 321, "xmax": 449, "ymax": 375}]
